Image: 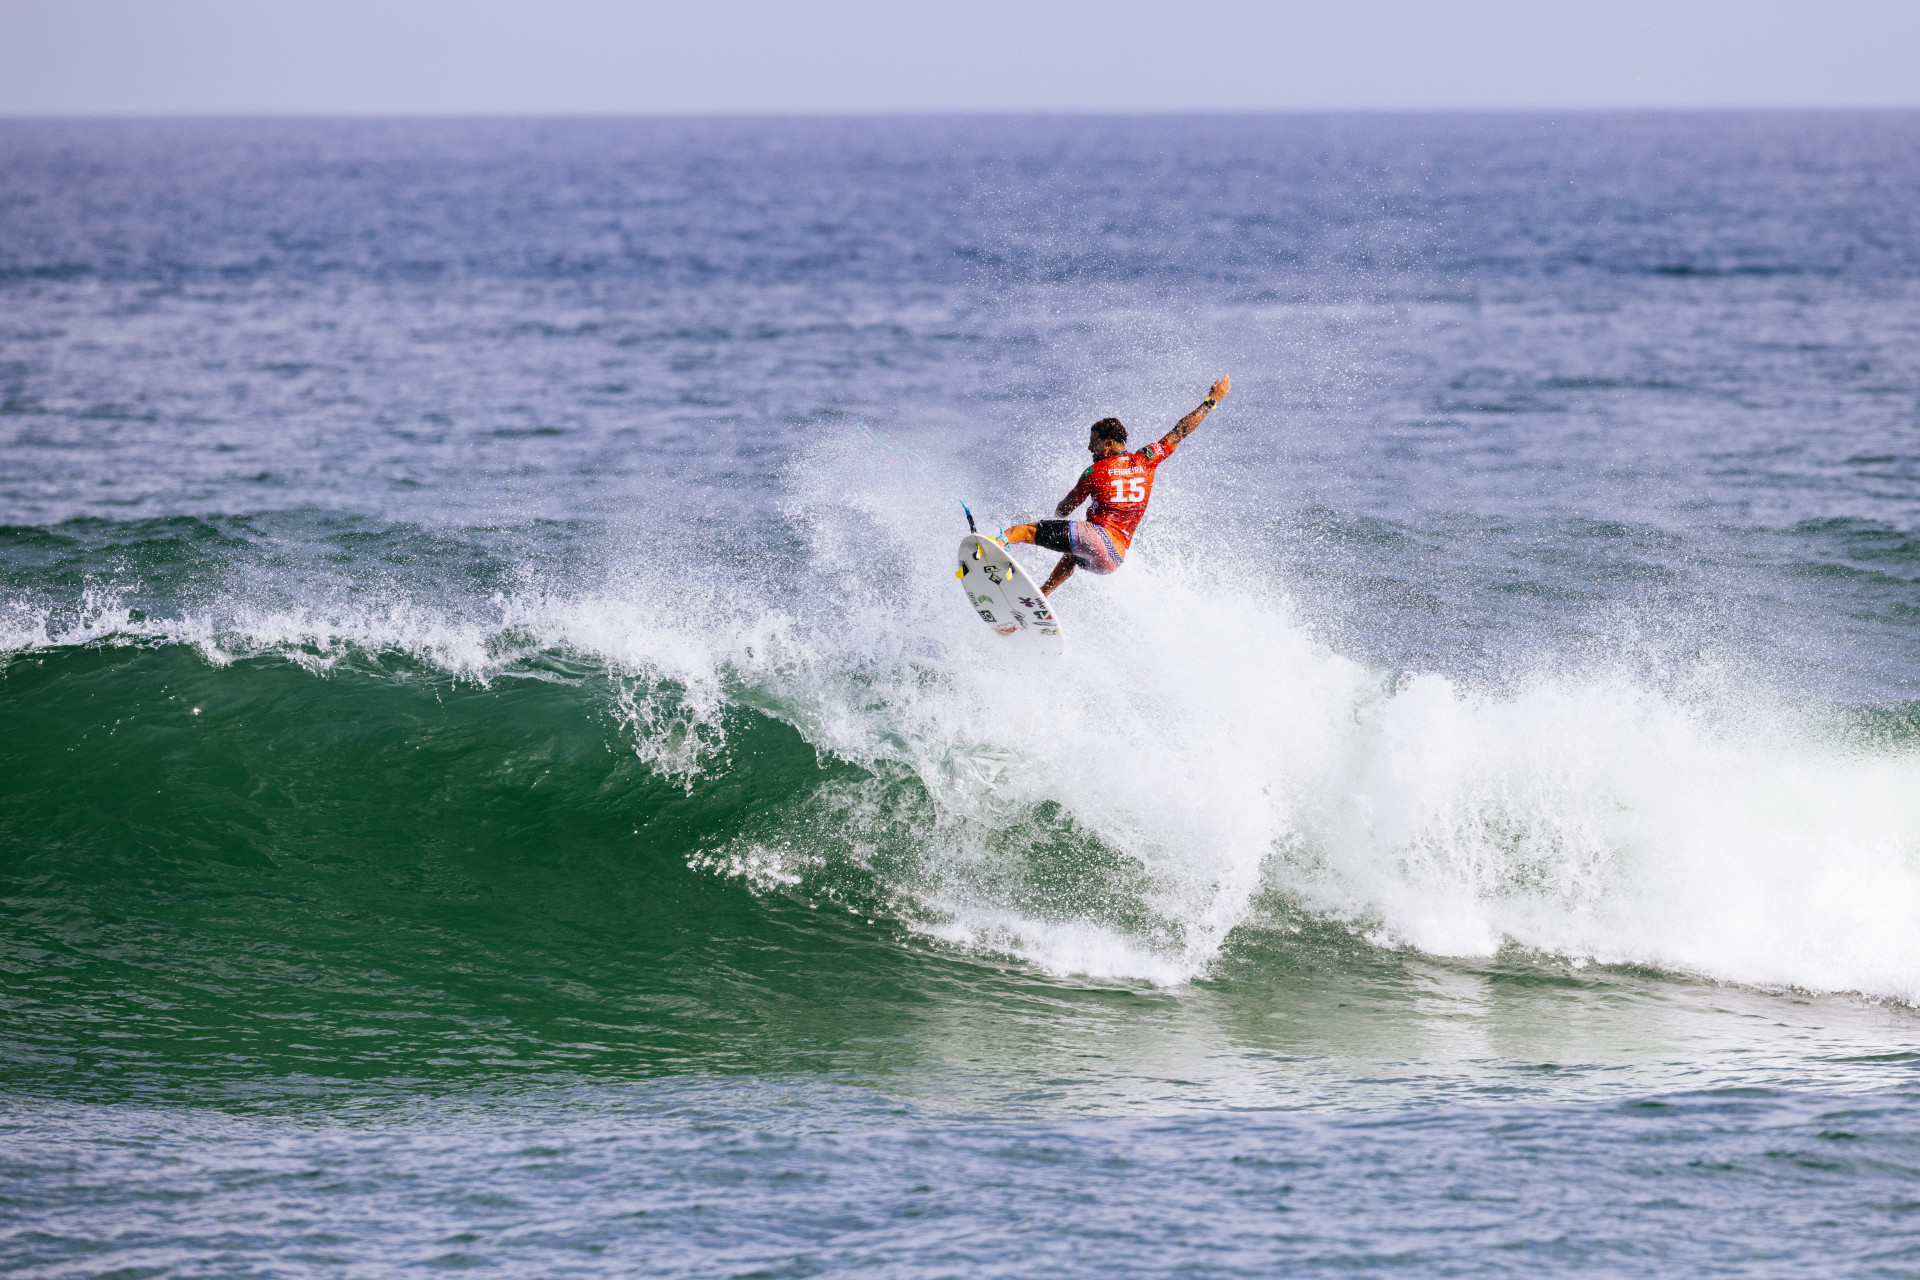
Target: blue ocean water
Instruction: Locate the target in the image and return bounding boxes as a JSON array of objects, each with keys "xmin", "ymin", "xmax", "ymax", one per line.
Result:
[{"xmin": 2, "ymin": 114, "xmax": 1919, "ymax": 1276}]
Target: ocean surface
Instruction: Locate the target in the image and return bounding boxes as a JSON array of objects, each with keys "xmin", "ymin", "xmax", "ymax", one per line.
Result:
[{"xmin": 3, "ymin": 113, "xmax": 1919, "ymax": 1276}]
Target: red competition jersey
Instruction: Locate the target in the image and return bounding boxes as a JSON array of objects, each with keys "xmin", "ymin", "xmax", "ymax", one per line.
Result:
[{"xmin": 1063, "ymin": 430, "xmax": 1182, "ymax": 547}]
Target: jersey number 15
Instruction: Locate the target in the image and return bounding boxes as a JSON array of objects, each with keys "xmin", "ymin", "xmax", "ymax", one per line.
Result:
[{"xmin": 1108, "ymin": 476, "xmax": 1146, "ymax": 502}]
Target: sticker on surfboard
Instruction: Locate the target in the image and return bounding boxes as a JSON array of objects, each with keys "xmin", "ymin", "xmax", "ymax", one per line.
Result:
[{"xmin": 955, "ymin": 534, "xmax": 1064, "ymax": 655}]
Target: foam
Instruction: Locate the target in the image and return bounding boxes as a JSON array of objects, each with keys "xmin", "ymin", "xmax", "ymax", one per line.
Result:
[
  {"xmin": 6, "ymin": 461, "xmax": 1919, "ymax": 1002},
  {"xmin": 749, "ymin": 441, "xmax": 1920, "ymax": 998}
]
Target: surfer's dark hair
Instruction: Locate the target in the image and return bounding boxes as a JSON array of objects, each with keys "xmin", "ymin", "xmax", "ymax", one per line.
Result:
[{"xmin": 1091, "ymin": 417, "xmax": 1127, "ymax": 445}]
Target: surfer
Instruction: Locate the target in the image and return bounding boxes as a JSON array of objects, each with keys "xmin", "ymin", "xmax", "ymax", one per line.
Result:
[{"xmin": 1003, "ymin": 376, "xmax": 1230, "ymax": 595}]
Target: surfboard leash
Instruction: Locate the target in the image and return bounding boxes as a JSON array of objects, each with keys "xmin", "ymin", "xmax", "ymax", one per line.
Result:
[{"xmin": 855, "ymin": 420, "xmax": 978, "ymax": 534}]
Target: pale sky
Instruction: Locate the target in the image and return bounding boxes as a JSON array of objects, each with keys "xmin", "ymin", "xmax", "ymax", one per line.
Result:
[{"xmin": 2, "ymin": 0, "xmax": 1917, "ymax": 115}]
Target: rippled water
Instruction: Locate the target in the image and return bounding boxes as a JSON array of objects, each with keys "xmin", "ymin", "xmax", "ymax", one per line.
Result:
[{"xmin": 3, "ymin": 114, "xmax": 1918, "ymax": 1276}]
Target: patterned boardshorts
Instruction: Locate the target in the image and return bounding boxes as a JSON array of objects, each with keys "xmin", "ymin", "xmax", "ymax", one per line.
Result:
[{"xmin": 1034, "ymin": 519, "xmax": 1126, "ymax": 575}]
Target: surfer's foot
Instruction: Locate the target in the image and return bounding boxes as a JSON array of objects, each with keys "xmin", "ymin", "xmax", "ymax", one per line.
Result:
[{"xmin": 1003, "ymin": 523, "xmax": 1036, "ymax": 545}]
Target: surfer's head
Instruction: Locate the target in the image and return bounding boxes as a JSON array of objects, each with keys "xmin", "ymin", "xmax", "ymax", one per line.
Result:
[{"xmin": 1088, "ymin": 417, "xmax": 1128, "ymax": 457}]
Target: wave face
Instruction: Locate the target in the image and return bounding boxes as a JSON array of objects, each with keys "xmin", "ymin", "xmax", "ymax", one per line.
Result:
[{"xmin": 5, "ymin": 500, "xmax": 1918, "ymax": 1023}]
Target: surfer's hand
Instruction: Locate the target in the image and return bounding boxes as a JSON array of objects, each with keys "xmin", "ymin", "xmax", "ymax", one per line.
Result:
[{"xmin": 1209, "ymin": 376, "xmax": 1231, "ymax": 401}]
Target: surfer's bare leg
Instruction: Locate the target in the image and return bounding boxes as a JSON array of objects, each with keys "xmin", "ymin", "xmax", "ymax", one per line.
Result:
[{"xmin": 1004, "ymin": 522, "xmax": 1073, "ymax": 593}]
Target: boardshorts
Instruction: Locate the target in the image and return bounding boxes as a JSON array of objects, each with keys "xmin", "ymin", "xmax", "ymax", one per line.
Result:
[{"xmin": 1034, "ymin": 519, "xmax": 1126, "ymax": 575}]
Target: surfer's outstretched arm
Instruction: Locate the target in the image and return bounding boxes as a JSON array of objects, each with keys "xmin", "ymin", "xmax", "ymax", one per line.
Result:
[{"xmin": 1155, "ymin": 375, "xmax": 1232, "ymax": 456}]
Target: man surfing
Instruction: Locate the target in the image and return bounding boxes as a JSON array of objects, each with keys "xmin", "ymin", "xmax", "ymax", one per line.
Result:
[{"xmin": 1004, "ymin": 376, "xmax": 1230, "ymax": 595}]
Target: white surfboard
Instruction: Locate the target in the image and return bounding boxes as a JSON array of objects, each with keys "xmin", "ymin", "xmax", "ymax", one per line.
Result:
[{"xmin": 955, "ymin": 534, "xmax": 1064, "ymax": 654}]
